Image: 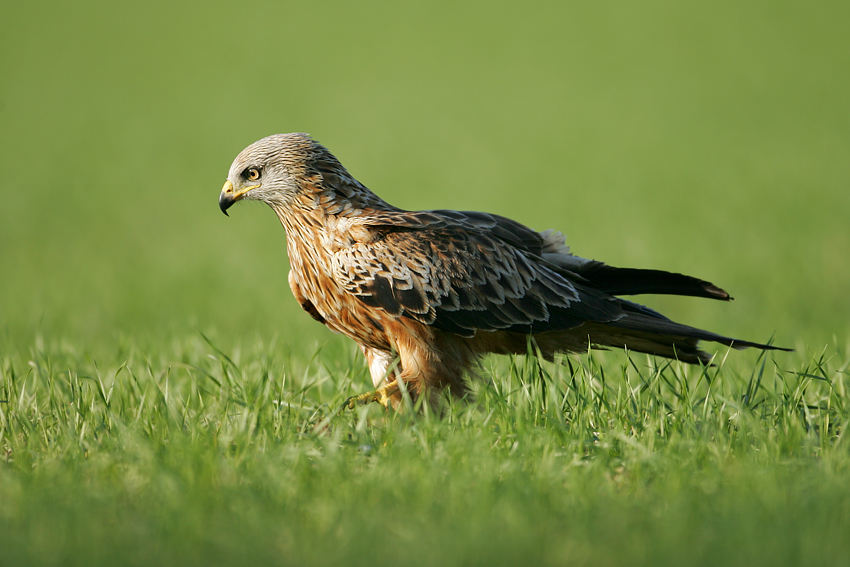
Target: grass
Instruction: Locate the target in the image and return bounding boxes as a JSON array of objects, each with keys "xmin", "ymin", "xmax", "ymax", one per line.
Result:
[
  {"xmin": 2, "ymin": 334, "xmax": 849, "ymax": 566},
  {"xmin": 2, "ymin": 0, "xmax": 849, "ymax": 564}
]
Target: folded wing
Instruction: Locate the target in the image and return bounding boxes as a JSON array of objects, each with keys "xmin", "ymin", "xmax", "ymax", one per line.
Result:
[{"xmin": 331, "ymin": 214, "xmax": 625, "ymax": 338}]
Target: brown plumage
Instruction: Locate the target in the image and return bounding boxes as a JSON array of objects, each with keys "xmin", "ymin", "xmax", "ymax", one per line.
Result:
[{"xmin": 219, "ymin": 133, "xmax": 790, "ymax": 408}]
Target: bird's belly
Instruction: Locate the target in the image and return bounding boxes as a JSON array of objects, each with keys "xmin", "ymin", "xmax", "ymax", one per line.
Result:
[
  {"xmin": 296, "ymin": 280, "xmax": 392, "ymax": 351},
  {"xmin": 322, "ymin": 297, "xmax": 393, "ymax": 350},
  {"xmin": 288, "ymin": 253, "xmax": 392, "ymax": 350}
]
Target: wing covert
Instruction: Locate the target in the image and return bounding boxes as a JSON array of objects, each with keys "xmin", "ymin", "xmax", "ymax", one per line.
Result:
[{"xmin": 331, "ymin": 220, "xmax": 623, "ymax": 338}]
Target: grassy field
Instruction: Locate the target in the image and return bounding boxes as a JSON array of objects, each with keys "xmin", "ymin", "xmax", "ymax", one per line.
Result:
[
  {"xmin": 2, "ymin": 1, "xmax": 849, "ymax": 565},
  {"xmin": 1, "ymin": 339, "xmax": 848, "ymax": 566}
]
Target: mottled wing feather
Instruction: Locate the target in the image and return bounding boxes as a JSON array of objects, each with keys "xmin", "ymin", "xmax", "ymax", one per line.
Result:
[
  {"xmin": 331, "ymin": 215, "xmax": 624, "ymax": 338},
  {"xmin": 427, "ymin": 210, "xmax": 547, "ymax": 254},
  {"xmin": 353, "ymin": 209, "xmax": 548, "ymax": 254}
]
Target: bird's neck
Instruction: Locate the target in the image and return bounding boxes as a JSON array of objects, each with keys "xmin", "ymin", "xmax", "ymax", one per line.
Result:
[
  {"xmin": 272, "ymin": 175, "xmax": 400, "ymax": 232},
  {"xmin": 270, "ymin": 180, "xmax": 400, "ymax": 281},
  {"xmin": 274, "ymin": 202, "xmax": 328, "ymax": 293}
]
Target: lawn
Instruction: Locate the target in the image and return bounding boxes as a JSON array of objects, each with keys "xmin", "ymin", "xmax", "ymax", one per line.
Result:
[{"xmin": 1, "ymin": 1, "xmax": 849, "ymax": 565}]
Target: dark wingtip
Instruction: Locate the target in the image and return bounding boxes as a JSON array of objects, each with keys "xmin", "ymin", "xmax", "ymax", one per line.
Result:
[
  {"xmin": 580, "ymin": 264, "xmax": 737, "ymax": 301},
  {"xmin": 705, "ymin": 283, "xmax": 733, "ymax": 301}
]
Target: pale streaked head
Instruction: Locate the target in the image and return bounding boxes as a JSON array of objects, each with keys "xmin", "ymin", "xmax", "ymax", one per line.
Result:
[{"xmin": 219, "ymin": 133, "xmax": 317, "ymax": 215}]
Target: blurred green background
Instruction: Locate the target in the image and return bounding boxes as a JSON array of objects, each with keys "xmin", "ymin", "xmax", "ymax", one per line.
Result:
[{"xmin": 1, "ymin": 0, "xmax": 848, "ymax": 354}]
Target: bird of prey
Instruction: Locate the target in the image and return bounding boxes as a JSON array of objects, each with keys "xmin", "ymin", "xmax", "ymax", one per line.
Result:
[{"xmin": 219, "ymin": 133, "xmax": 789, "ymax": 409}]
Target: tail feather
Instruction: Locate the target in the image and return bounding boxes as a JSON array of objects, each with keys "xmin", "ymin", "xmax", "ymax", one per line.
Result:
[
  {"xmin": 585, "ymin": 308, "xmax": 792, "ymax": 365},
  {"xmin": 523, "ymin": 230, "xmax": 789, "ymax": 364}
]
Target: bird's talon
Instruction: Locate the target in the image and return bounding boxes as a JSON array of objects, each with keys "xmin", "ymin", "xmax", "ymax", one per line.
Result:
[{"xmin": 340, "ymin": 380, "xmax": 399, "ymax": 411}]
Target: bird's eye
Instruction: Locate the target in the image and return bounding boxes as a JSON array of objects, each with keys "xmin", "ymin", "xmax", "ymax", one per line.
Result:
[{"xmin": 244, "ymin": 167, "xmax": 261, "ymax": 181}]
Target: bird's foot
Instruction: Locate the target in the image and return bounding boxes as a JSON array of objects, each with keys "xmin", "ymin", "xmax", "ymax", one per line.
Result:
[{"xmin": 342, "ymin": 380, "xmax": 399, "ymax": 411}]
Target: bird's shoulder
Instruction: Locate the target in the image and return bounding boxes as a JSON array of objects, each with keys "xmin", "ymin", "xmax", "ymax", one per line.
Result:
[{"xmin": 329, "ymin": 209, "xmax": 547, "ymax": 253}]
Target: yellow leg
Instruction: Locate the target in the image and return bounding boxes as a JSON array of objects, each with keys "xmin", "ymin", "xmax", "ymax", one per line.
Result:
[{"xmin": 342, "ymin": 380, "xmax": 400, "ymax": 411}]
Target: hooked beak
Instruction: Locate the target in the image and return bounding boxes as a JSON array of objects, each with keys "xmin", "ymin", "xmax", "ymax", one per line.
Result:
[{"xmin": 219, "ymin": 180, "xmax": 260, "ymax": 216}]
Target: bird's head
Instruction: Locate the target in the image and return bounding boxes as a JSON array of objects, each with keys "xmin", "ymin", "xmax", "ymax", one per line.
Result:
[{"xmin": 219, "ymin": 133, "xmax": 318, "ymax": 216}]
